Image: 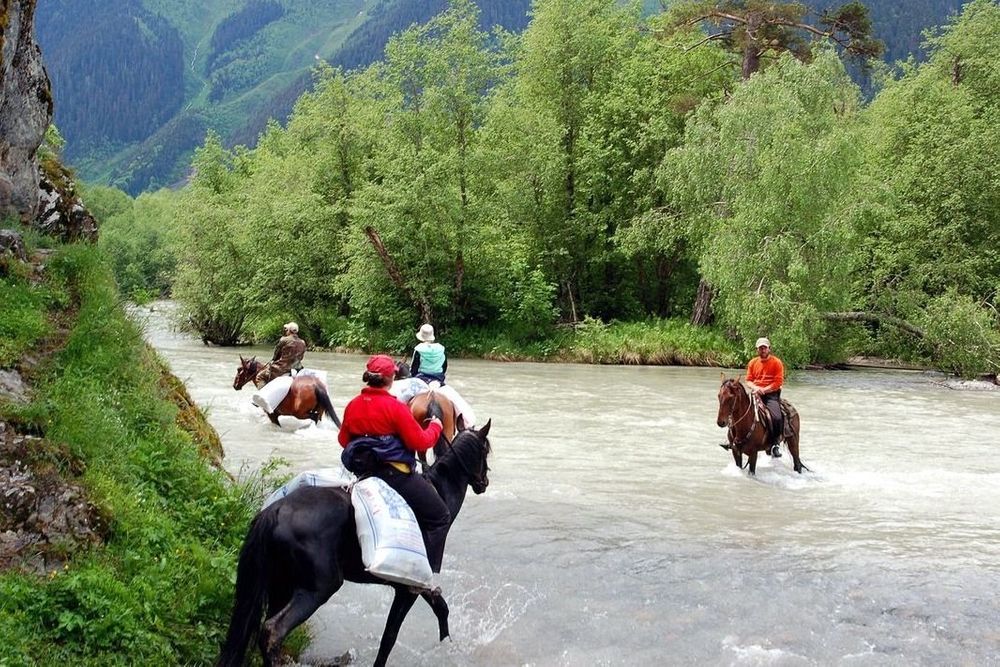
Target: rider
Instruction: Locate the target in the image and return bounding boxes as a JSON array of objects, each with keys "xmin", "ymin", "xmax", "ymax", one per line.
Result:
[
  {"xmin": 411, "ymin": 323, "xmax": 447, "ymax": 386},
  {"xmin": 338, "ymin": 354, "xmax": 450, "ymax": 581},
  {"xmin": 745, "ymin": 336, "xmax": 784, "ymax": 458},
  {"xmin": 256, "ymin": 322, "xmax": 306, "ymax": 386}
]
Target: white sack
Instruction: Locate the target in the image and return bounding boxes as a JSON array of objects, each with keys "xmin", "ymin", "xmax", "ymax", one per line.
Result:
[
  {"xmin": 251, "ymin": 375, "xmax": 294, "ymax": 413},
  {"xmin": 351, "ymin": 477, "xmax": 432, "ymax": 588}
]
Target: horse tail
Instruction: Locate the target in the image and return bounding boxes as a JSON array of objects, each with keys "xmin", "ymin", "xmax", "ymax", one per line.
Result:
[
  {"xmin": 426, "ymin": 394, "xmax": 444, "ymax": 422},
  {"xmin": 217, "ymin": 508, "xmax": 277, "ymax": 667},
  {"xmin": 427, "ymin": 395, "xmax": 450, "ymax": 459},
  {"xmin": 314, "ymin": 384, "xmax": 341, "ymax": 428}
]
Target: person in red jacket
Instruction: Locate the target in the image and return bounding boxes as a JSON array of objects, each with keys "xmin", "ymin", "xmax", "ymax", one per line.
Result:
[
  {"xmin": 338, "ymin": 354, "xmax": 449, "ymax": 575},
  {"xmin": 745, "ymin": 336, "xmax": 785, "ymax": 458}
]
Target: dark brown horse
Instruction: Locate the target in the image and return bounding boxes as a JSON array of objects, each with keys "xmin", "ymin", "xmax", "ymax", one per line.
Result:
[
  {"xmin": 716, "ymin": 374, "xmax": 806, "ymax": 475},
  {"xmin": 233, "ymin": 356, "xmax": 340, "ymax": 428},
  {"xmin": 217, "ymin": 422, "xmax": 493, "ymax": 667}
]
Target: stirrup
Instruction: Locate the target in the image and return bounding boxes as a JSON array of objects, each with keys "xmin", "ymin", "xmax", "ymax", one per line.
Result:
[{"xmin": 770, "ymin": 444, "xmax": 782, "ymax": 457}]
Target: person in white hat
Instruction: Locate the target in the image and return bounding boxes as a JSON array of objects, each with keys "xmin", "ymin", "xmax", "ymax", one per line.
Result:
[
  {"xmin": 255, "ymin": 321, "xmax": 306, "ymax": 385},
  {"xmin": 745, "ymin": 336, "xmax": 785, "ymax": 457},
  {"xmin": 410, "ymin": 323, "xmax": 447, "ymax": 385}
]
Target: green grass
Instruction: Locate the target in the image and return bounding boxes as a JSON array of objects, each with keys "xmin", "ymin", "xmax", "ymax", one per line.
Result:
[
  {"xmin": 0, "ymin": 243, "xmax": 259, "ymax": 665},
  {"xmin": 438, "ymin": 316, "xmax": 742, "ymax": 366}
]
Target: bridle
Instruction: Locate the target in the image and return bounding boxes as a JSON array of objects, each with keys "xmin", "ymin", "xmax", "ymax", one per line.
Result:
[
  {"xmin": 234, "ymin": 359, "xmax": 262, "ymax": 389},
  {"xmin": 443, "ymin": 434, "xmax": 490, "ymax": 493},
  {"xmin": 720, "ymin": 380, "xmax": 757, "ymax": 448}
]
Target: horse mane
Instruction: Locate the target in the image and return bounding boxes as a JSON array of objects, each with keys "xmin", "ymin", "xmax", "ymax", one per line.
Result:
[{"xmin": 428, "ymin": 428, "xmax": 489, "ymax": 479}]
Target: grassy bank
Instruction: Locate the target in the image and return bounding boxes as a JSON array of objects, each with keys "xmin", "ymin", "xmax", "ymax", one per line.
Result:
[
  {"xmin": 0, "ymin": 241, "xmax": 254, "ymax": 665},
  {"xmin": 316, "ymin": 316, "xmax": 744, "ymax": 368}
]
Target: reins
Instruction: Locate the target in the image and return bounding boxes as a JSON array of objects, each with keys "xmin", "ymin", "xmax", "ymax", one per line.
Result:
[
  {"xmin": 438, "ymin": 434, "xmax": 488, "ymax": 487},
  {"xmin": 723, "ymin": 381, "xmax": 760, "ymax": 450}
]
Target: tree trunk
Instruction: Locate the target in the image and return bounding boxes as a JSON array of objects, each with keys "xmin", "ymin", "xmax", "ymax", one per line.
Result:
[
  {"xmin": 363, "ymin": 225, "xmax": 432, "ymax": 323},
  {"xmin": 691, "ymin": 278, "xmax": 715, "ymax": 326}
]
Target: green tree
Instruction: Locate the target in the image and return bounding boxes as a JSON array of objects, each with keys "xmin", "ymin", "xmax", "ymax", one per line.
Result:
[
  {"xmin": 172, "ymin": 132, "xmax": 253, "ymax": 344},
  {"xmin": 854, "ymin": 0, "xmax": 1000, "ymax": 373},
  {"xmin": 661, "ymin": 51, "xmax": 864, "ymax": 365},
  {"xmin": 94, "ymin": 187, "xmax": 182, "ymax": 302},
  {"xmin": 343, "ymin": 0, "xmax": 508, "ymax": 333},
  {"xmin": 664, "ymin": 0, "xmax": 882, "ymax": 80}
]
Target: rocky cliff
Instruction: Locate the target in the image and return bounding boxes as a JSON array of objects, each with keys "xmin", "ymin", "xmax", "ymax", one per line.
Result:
[{"xmin": 0, "ymin": 0, "xmax": 52, "ymax": 222}]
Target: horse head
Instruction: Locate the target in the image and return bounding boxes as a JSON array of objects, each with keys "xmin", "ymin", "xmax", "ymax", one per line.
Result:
[
  {"xmin": 394, "ymin": 360, "xmax": 411, "ymax": 380},
  {"xmin": 440, "ymin": 419, "xmax": 491, "ymax": 495},
  {"xmin": 468, "ymin": 420, "xmax": 492, "ymax": 494},
  {"xmin": 233, "ymin": 356, "xmax": 259, "ymax": 390},
  {"xmin": 717, "ymin": 374, "xmax": 746, "ymax": 428}
]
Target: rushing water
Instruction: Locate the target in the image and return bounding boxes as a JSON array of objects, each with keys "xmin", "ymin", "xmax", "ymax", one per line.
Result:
[{"xmin": 136, "ymin": 303, "xmax": 1000, "ymax": 666}]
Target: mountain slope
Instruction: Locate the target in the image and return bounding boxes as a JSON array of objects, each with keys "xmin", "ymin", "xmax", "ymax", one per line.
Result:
[{"xmin": 35, "ymin": 0, "xmax": 966, "ymax": 195}]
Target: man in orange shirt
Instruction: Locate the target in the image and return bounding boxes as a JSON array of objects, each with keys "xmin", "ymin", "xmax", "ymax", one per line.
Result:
[{"xmin": 745, "ymin": 336, "xmax": 784, "ymax": 457}]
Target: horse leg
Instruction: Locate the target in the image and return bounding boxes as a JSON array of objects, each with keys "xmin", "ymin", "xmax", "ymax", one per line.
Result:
[
  {"xmin": 373, "ymin": 588, "xmax": 420, "ymax": 667},
  {"xmin": 260, "ymin": 585, "xmax": 340, "ymax": 666},
  {"xmin": 787, "ymin": 433, "xmax": 808, "ymax": 473},
  {"xmin": 421, "ymin": 589, "xmax": 450, "ymax": 641},
  {"xmin": 747, "ymin": 449, "xmax": 759, "ymax": 475},
  {"xmin": 731, "ymin": 447, "xmax": 742, "ymax": 470}
]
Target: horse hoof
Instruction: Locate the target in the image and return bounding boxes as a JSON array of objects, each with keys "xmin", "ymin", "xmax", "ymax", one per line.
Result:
[{"xmin": 719, "ymin": 442, "xmax": 732, "ymax": 450}]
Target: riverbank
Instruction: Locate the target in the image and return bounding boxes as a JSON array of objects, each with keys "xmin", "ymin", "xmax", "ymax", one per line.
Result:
[{"xmin": 0, "ymin": 238, "xmax": 253, "ymax": 665}]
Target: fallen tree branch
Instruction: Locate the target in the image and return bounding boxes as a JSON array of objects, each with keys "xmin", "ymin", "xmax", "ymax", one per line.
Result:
[{"xmin": 821, "ymin": 311, "xmax": 925, "ymax": 338}]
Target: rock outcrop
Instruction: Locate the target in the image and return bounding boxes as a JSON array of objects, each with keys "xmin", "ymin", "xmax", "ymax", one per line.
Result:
[
  {"xmin": 36, "ymin": 161, "xmax": 98, "ymax": 242},
  {"xmin": 1, "ymin": 0, "xmax": 52, "ymax": 222}
]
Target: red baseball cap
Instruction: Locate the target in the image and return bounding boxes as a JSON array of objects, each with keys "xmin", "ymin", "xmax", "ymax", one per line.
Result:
[{"xmin": 365, "ymin": 354, "xmax": 396, "ymax": 378}]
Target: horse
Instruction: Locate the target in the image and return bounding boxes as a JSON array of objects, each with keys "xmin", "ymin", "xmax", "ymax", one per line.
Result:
[
  {"xmin": 716, "ymin": 374, "xmax": 806, "ymax": 475},
  {"xmin": 233, "ymin": 356, "xmax": 341, "ymax": 428},
  {"xmin": 409, "ymin": 390, "xmax": 462, "ymax": 466},
  {"xmin": 216, "ymin": 421, "xmax": 493, "ymax": 667}
]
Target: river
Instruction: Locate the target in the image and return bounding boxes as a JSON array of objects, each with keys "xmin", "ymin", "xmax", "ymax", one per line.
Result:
[{"xmin": 136, "ymin": 303, "xmax": 1000, "ymax": 666}]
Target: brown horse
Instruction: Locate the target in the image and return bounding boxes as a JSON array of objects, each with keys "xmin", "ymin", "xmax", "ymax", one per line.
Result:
[
  {"xmin": 233, "ymin": 356, "xmax": 340, "ymax": 428},
  {"xmin": 408, "ymin": 390, "xmax": 463, "ymax": 467},
  {"xmin": 716, "ymin": 374, "xmax": 806, "ymax": 475}
]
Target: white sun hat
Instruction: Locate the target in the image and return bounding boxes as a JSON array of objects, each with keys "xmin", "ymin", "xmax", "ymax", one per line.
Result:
[{"xmin": 416, "ymin": 323, "xmax": 435, "ymax": 342}]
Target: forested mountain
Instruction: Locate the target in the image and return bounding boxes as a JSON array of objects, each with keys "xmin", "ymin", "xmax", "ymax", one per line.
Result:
[
  {"xmin": 35, "ymin": 0, "xmax": 530, "ymax": 194},
  {"xmin": 36, "ymin": 0, "xmax": 965, "ymax": 195}
]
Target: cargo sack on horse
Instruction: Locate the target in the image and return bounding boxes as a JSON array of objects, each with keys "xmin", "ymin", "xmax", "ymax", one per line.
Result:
[
  {"xmin": 262, "ymin": 469, "xmax": 433, "ymax": 587},
  {"xmin": 233, "ymin": 356, "xmax": 341, "ymax": 428},
  {"xmin": 217, "ymin": 421, "xmax": 492, "ymax": 667},
  {"xmin": 716, "ymin": 374, "xmax": 807, "ymax": 475}
]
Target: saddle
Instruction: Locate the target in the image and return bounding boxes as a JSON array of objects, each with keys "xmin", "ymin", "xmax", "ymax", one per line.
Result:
[{"xmin": 752, "ymin": 395, "xmax": 797, "ymax": 440}]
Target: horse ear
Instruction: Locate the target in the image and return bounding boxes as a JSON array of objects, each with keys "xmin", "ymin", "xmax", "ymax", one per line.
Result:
[
  {"xmin": 720, "ymin": 372, "xmax": 725, "ymax": 382},
  {"xmin": 737, "ymin": 374, "xmax": 743, "ymax": 383},
  {"xmin": 477, "ymin": 419, "xmax": 491, "ymax": 439}
]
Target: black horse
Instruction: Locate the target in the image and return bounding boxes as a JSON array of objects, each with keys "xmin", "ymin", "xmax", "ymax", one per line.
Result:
[{"xmin": 217, "ymin": 421, "xmax": 493, "ymax": 667}]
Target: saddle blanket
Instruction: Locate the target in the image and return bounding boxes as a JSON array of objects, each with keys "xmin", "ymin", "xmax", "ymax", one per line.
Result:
[
  {"xmin": 251, "ymin": 368, "xmax": 328, "ymax": 413},
  {"xmin": 262, "ymin": 468, "xmax": 352, "ymax": 509},
  {"xmin": 389, "ymin": 378, "xmax": 477, "ymax": 429}
]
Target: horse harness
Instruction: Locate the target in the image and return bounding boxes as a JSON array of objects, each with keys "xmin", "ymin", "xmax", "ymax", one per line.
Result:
[{"xmin": 724, "ymin": 383, "xmax": 768, "ymax": 451}]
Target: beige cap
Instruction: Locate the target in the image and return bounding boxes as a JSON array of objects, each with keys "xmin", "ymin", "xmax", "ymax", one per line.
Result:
[
  {"xmin": 284, "ymin": 322, "xmax": 299, "ymax": 334},
  {"xmin": 755, "ymin": 337, "xmax": 770, "ymax": 348}
]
